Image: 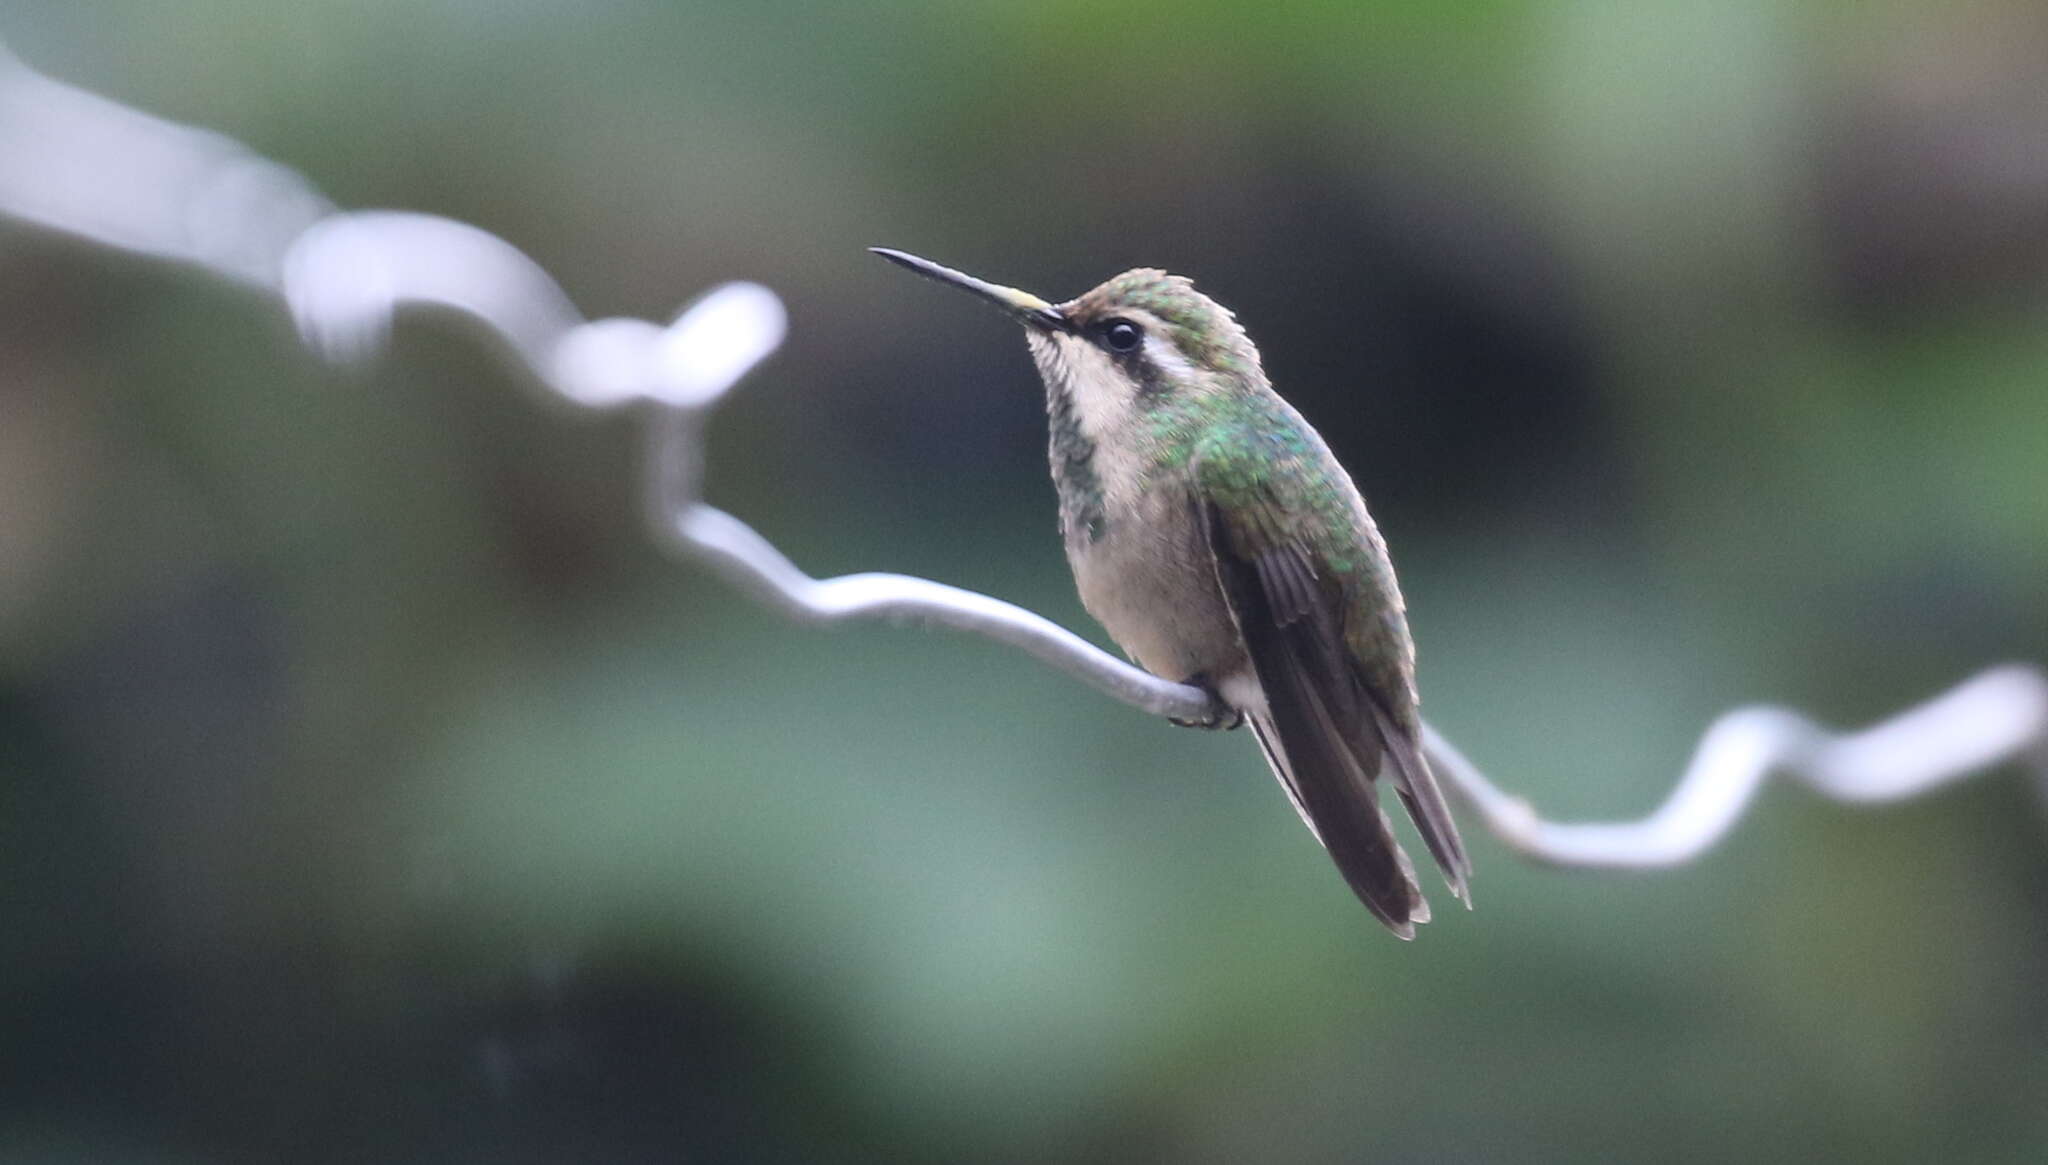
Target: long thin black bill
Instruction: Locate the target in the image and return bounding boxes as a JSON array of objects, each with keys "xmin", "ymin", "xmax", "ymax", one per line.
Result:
[{"xmin": 870, "ymin": 247, "xmax": 1068, "ymax": 331}]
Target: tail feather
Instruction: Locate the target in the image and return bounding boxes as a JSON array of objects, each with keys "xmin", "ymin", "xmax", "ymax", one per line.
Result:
[
  {"xmin": 1247, "ymin": 705, "xmax": 1425, "ymax": 939},
  {"xmin": 1371, "ymin": 703, "xmax": 1473, "ymax": 906}
]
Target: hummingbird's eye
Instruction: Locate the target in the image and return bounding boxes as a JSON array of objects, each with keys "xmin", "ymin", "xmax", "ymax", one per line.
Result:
[{"xmin": 1100, "ymin": 319, "xmax": 1142, "ymax": 353}]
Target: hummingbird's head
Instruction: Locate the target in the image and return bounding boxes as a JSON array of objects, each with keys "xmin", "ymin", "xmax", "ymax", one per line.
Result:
[{"xmin": 872, "ymin": 248, "xmax": 1265, "ymax": 440}]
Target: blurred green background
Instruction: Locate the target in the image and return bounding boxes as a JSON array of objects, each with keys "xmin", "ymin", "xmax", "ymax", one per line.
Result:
[{"xmin": 4, "ymin": 2, "xmax": 2047, "ymax": 1161}]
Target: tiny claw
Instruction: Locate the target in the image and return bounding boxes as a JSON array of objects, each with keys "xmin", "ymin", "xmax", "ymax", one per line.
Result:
[{"xmin": 1169, "ymin": 688, "xmax": 1243, "ymax": 731}]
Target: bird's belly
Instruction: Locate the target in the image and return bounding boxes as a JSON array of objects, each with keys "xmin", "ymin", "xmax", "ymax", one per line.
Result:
[{"xmin": 1066, "ymin": 497, "xmax": 1245, "ymax": 685}]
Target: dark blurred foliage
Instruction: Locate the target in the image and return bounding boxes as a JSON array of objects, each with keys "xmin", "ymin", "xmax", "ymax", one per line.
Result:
[{"xmin": 4, "ymin": 3, "xmax": 2048, "ymax": 1162}]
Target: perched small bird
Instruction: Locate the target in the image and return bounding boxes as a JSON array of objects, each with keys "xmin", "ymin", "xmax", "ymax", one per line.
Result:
[{"xmin": 873, "ymin": 248, "xmax": 1471, "ymax": 937}]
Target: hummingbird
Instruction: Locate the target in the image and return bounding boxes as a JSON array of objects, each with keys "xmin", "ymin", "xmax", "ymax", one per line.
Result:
[{"xmin": 872, "ymin": 248, "xmax": 1471, "ymax": 937}]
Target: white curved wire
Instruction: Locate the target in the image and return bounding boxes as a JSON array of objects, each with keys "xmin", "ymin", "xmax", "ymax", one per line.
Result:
[
  {"xmin": 1424, "ymin": 666, "xmax": 2048, "ymax": 868},
  {"xmin": 0, "ymin": 42, "xmax": 332, "ymax": 287},
  {"xmin": 3, "ymin": 43, "xmax": 2042, "ymax": 872}
]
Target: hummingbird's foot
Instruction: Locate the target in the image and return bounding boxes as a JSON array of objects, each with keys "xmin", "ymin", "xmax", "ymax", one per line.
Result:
[{"xmin": 1169, "ymin": 680, "xmax": 1244, "ymax": 731}]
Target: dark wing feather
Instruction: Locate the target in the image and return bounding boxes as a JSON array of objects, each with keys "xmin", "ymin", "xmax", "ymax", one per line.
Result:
[{"xmin": 1200, "ymin": 497, "xmax": 1434, "ymax": 936}]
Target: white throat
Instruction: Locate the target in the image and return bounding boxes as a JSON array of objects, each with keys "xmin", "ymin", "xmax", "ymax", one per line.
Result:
[{"xmin": 1027, "ymin": 331, "xmax": 1134, "ymax": 443}]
